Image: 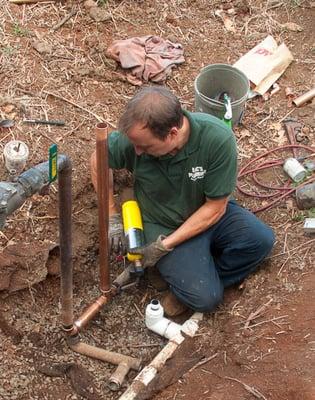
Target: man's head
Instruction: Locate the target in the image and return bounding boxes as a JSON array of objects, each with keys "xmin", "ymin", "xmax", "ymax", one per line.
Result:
[{"xmin": 118, "ymin": 86, "xmax": 184, "ymax": 157}]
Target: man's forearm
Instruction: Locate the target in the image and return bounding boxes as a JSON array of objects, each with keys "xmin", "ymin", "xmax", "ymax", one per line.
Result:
[{"xmin": 162, "ymin": 197, "xmax": 228, "ymax": 250}]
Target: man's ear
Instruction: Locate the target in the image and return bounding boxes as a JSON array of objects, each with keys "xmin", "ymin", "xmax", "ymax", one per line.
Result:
[{"xmin": 169, "ymin": 127, "xmax": 179, "ymax": 139}]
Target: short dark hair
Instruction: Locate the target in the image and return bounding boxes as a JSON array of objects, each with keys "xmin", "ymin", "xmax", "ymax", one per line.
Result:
[{"xmin": 118, "ymin": 86, "xmax": 183, "ymax": 140}]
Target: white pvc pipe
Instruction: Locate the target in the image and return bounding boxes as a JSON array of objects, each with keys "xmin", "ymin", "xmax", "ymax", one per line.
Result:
[
  {"xmin": 119, "ymin": 308, "xmax": 203, "ymax": 400},
  {"xmin": 145, "ymin": 299, "xmax": 182, "ymax": 339}
]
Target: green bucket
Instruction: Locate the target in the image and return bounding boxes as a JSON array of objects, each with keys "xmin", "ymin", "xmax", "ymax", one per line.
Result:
[{"xmin": 194, "ymin": 64, "xmax": 250, "ymax": 126}]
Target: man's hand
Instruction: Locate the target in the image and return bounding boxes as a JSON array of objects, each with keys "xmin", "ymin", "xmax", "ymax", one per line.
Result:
[
  {"xmin": 130, "ymin": 235, "xmax": 173, "ymax": 268},
  {"xmin": 109, "ymin": 213, "xmax": 124, "ymax": 254}
]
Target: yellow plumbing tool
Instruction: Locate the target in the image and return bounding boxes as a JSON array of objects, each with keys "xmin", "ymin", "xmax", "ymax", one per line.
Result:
[{"xmin": 122, "ymin": 200, "xmax": 145, "ymax": 274}]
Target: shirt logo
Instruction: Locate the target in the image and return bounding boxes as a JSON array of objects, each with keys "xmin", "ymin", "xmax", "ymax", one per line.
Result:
[{"xmin": 188, "ymin": 166, "xmax": 206, "ymax": 181}]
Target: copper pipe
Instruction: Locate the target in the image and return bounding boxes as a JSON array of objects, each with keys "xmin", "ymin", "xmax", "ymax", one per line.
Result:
[
  {"xmin": 69, "ymin": 341, "xmax": 141, "ymax": 390},
  {"xmin": 73, "ymin": 295, "xmax": 108, "ymax": 332},
  {"xmin": 96, "ymin": 123, "xmax": 110, "ymax": 293},
  {"xmin": 293, "ymin": 87, "xmax": 315, "ymax": 107},
  {"xmin": 71, "ymin": 267, "xmax": 133, "ymax": 334},
  {"xmin": 58, "ymin": 156, "xmax": 74, "ymax": 328}
]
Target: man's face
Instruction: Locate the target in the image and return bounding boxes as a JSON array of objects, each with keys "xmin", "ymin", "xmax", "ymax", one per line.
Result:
[{"xmin": 126, "ymin": 122, "xmax": 177, "ymax": 157}]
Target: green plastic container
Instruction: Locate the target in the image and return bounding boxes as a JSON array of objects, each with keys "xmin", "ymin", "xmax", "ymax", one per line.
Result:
[{"xmin": 194, "ymin": 64, "xmax": 250, "ymax": 126}]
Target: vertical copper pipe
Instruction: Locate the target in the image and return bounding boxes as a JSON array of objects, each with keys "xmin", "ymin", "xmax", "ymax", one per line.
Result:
[
  {"xmin": 96, "ymin": 123, "xmax": 110, "ymax": 293},
  {"xmin": 58, "ymin": 157, "xmax": 74, "ymax": 328}
]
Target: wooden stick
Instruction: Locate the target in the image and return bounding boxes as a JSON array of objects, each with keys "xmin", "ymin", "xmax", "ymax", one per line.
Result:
[
  {"xmin": 186, "ymin": 353, "xmax": 218, "ymax": 374},
  {"xmin": 244, "ymin": 299, "xmax": 273, "ymax": 329},
  {"xmin": 9, "ymin": 0, "xmax": 50, "ymax": 4},
  {"xmin": 42, "ymin": 90, "xmax": 116, "ymax": 128},
  {"xmin": 241, "ymin": 315, "xmax": 288, "ymax": 330},
  {"xmin": 268, "ymin": 238, "xmax": 315, "ymax": 259},
  {"xmin": 51, "ymin": 8, "xmax": 77, "ymax": 32},
  {"xmin": 225, "ymin": 376, "xmax": 268, "ymax": 400}
]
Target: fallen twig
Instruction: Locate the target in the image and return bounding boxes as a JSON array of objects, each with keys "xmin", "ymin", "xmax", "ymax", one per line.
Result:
[
  {"xmin": 277, "ymin": 257, "xmax": 290, "ymax": 276},
  {"xmin": 268, "ymin": 238, "xmax": 315, "ymax": 259},
  {"xmin": 127, "ymin": 343, "xmax": 162, "ymax": 348},
  {"xmin": 266, "ymin": 2, "xmax": 284, "ymax": 11},
  {"xmin": 186, "ymin": 353, "xmax": 218, "ymax": 374},
  {"xmin": 225, "ymin": 376, "xmax": 268, "ymax": 400},
  {"xmin": 51, "ymin": 8, "xmax": 77, "ymax": 32},
  {"xmin": 9, "ymin": 0, "xmax": 50, "ymax": 3},
  {"xmin": 244, "ymin": 299, "xmax": 273, "ymax": 329},
  {"xmin": 42, "ymin": 90, "xmax": 116, "ymax": 127},
  {"xmin": 133, "ymin": 303, "xmax": 143, "ymax": 318},
  {"xmin": 241, "ymin": 315, "xmax": 288, "ymax": 330}
]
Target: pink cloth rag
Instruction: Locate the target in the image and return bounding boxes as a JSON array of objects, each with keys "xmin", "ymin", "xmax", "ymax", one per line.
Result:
[{"xmin": 106, "ymin": 35, "xmax": 185, "ymax": 85}]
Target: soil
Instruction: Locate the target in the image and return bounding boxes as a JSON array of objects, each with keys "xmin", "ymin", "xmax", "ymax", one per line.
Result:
[{"xmin": 0, "ymin": 1, "xmax": 314, "ymax": 400}]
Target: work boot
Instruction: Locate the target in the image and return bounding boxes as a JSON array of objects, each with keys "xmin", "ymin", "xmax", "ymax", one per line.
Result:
[
  {"xmin": 147, "ymin": 267, "xmax": 168, "ymax": 291},
  {"xmin": 161, "ymin": 291, "xmax": 188, "ymax": 317}
]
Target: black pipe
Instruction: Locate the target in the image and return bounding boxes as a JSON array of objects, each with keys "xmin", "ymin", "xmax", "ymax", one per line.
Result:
[
  {"xmin": 58, "ymin": 156, "xmax": 74, "ymax": 329},
  {"xmin": 0, "ymin": 155, "xmax": 69, "ymax": 229}
]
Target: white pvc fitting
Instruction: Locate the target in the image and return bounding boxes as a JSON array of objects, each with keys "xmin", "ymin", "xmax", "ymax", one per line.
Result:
[
  {"xmin": 283, "ymin": 157, "xmax": 307, "ymax": 182},
  {"xmin": 3, "ymin": 140, "xmax": 29, "ymax": 176},
  {"xmin": 145, "ymin": 299, "xmax": 182, "ymax": 340}
]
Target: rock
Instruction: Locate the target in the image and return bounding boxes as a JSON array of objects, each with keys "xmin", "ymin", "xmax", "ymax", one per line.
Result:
[
  {"xmin": 3, "ymin": 104, "xmax": 15, "ymax": 114},
  {"xmin": 89, "ymin": 7, "xmax": 111, "ymax": 22},
  {"xmin": 84, "ymin": 0, "xmax": 97, "ymax": 8},
  {"xmin": 32, "ymin": 41, "xmax": 53, "ymax": 55},
  {"xmin": 0, "ymin": 241, "xmax": 58, "ymax": 292},
  {"xmin": 281, "ymin": 22, "xmax": 303, "ymax": 32}
]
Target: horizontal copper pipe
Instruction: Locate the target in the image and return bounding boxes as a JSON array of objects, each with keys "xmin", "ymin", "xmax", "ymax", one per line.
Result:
[
  {"xmin": 293, "ymin": 87, "xmax": 315, "ymax": 107},
  {"xmin": 70, "ymin": 267, "xmax": 134, "ymax": 334},
  {"xmin": 73, "ymin": 295, "xmax": 108, "ymax": 332}
]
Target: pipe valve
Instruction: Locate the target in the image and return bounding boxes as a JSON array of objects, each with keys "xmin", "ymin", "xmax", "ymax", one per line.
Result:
[{"xmin": 0, "ymin": 155, "xmax": 68, "ymax": 229}]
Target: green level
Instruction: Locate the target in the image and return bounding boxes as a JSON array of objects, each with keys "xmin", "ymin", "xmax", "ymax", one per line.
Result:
[{"xmin": 49, "ymin": 144, "xmax": 58, "ymax": 182}]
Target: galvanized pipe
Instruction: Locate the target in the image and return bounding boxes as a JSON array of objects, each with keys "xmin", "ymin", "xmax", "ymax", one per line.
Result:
[
  {"xmin": 58, "ymin": 156, "xmax": 74, "ymax": 329},
  {"xmin": 96, "ymin": 123, "xmax": 110, "ymax": 293},
  {"xmin": 68, "ymin": 341, "xmax": 141, "ymax": 391}
]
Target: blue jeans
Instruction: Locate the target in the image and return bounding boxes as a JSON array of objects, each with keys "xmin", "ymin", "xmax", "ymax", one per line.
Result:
[{"xmin": 156, "ymin": 201, "xmax": 275, "ymax": 312}]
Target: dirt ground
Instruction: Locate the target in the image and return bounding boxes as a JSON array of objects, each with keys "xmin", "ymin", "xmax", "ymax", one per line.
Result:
[{"xmin": 0, "ymin": 0, "xmax": 314, "ymax": 399}]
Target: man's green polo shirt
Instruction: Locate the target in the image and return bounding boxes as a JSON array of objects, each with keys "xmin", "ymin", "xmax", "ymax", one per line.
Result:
[{"xmin": 108, "ymin": 111, "xmax": 237, "ymax": 243}]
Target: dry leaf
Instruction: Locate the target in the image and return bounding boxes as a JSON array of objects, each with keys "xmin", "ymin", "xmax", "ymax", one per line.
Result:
[
  {"xmin": 270, "ymin": 122, "xmax": 282, "ymax": 131},
  {"xmin": 239, "ymin": 129, "xmax": 251, "ymax": 139},
  {"xmin": 275, "ymin": 128, "xmax": 286, "ymax": 145},
  {"xmin": 214, "ymin": 10, "xmax": 236, "ymax": 33},
  {"xmin": 281, "ymin": 22, "xmax": 303, "ymax": 32},
  {"xmin": 286, "ymin": 198, "xmax": 295, "ymax": 210}
]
